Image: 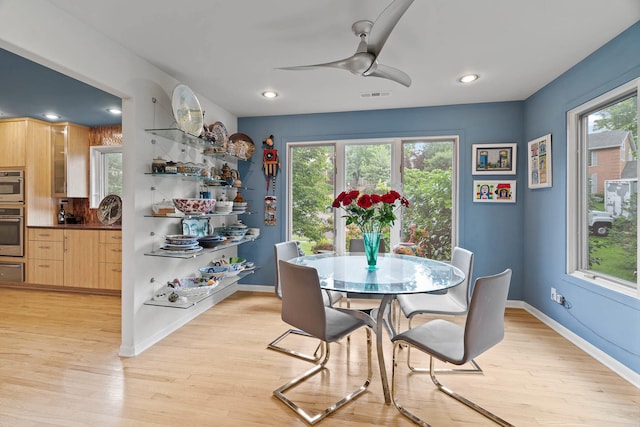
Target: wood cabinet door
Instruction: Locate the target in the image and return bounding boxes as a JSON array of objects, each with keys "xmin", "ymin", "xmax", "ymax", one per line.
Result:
[
  {"xmin": 63, "ymin": 230, "xmax": 100, "ymax": 288},
  {"xmin": 26, "ymin": 120, "xmax": 53, "ymax": 226},
  {"xmin": 0, "ymin": 120, "xmax": 27, "ymax": 167}
]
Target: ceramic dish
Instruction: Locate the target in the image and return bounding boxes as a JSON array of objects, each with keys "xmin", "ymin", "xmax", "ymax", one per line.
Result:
[
  {"xmin": 211, "ymin": 121, "xmax": 228, "ymax": 150},
  {"xmin": 159, "ymin": 246, "xmax": 203, "ymax": 255},
  {"xmin": 173, "ymin": 198, "xmax": 216, "ymax": 215},
  {"xmin": 229, "ymin": 133, "xmax": 256, "ymax": 159},
  {"xmin": 171, "ymin": 84, "xmax": 204, "ymax": 137},
  {"xmin": 97, "ymin": 194, "xmax": 122, "ymax": 225},
  {"xmin": 166, "ymin": 234, "xmax": 199, "ymax": 244},
  {"xmin": 182, "ymin": 219, "xmax": 211, "ymax": 237},
  {"xmin": 161, "ymin": 242, "xmax": 201, "ymax": 250}
]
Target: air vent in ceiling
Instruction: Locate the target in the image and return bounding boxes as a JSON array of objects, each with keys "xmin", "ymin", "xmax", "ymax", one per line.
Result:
[{"xmin": 361, "ymin": 90, "xmax": 391, "ymax": 98}]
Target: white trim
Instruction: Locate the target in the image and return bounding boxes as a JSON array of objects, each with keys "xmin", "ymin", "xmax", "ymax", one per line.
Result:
[
  {"xmin": 512, "ymin": 300, "xmax": 640, "ymax": 388},
  {"xmin": 566, "ymin": 77, "xmax": 640, "ymax": 298},
  {"xmin": 90, "ymin": 144, "xmax": 123, "ymax": 208}
]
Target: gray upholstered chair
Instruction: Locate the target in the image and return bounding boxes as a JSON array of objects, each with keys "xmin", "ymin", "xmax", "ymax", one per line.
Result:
[
  {"xmin": 267, "ymin": 241, "xmax": 346, "ymax": 362},
  {"xmin": 391, "ymin": 269, "xmax": 513, "ymax": 427},
  {"xmin": 348, "ymin": 237, "xmax": 388, "ymax": 253},
  {"xmin": 273, "ymin": 260, "xmax": 372, "ymax": 425},
  {"xmin": 395, "ymin": 246, "xmax": 478, "ymax": 373}
]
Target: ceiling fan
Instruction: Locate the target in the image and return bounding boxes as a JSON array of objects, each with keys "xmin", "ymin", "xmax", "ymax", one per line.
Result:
[{"xmin": 279, "ymin": 0, "xmax": 415, "ymax": 87}]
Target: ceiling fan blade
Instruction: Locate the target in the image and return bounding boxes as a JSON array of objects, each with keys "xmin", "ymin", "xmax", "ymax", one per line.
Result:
[
  {"xmin": 367, "ymin": 0, "xmax": 415, "ymax": 57},
  {"xmin": 279, "ymin": 52, "xmax": 375, "ymax": 75},
  {"xmin": 364, "ymin": 62, "xmax": 412, "ymax": 87}
]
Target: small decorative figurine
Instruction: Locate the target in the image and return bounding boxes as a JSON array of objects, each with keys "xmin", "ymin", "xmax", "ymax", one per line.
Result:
[{"xmin": 263, "ymin": 134, "xmax": 280, "ymax": 191}]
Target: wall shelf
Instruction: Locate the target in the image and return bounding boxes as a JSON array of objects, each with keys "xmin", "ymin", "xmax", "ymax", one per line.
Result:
[
  {"xmin": 144, "ymin": 270, "xmax": 255, "ymax": 309},
  {"xmin": 145, "ymin": 128, "xmax": 253, "ymax": 162},
  {"xmin": 144, "ymin": 236, "xmax": 258, "ymax": 259}
]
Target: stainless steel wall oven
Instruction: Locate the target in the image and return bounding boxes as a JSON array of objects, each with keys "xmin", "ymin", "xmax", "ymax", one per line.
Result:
[
  {"xmin": 0, "ymin": 205, "xmax": 24, "ymax": 257},
  {"xmin": 0, "ymin": 170, "xmax": 24, "ymax": 203}
]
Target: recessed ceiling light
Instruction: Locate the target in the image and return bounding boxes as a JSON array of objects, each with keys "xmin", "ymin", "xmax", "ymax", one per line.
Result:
[
  {"xmin": 262, "ymin": 90, "xmax": 278, "ymax": 99},
  {"xmin": 459, "ymin": 74, "xmax": 479, "ymax": 84},
  {"xmin": 44, "ymin": 113, "xmax": 60, "ymax": 120},
  {"xmin": 107, "ymin": 108, "xmax": 122, "ymax": 115}
]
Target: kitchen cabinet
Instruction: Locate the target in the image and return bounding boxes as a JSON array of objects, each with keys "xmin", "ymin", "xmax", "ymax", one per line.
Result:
[
  {"xmin": 63, "ymin": 229, "xmax": 100, "ymax": 287},
  {"xmin": 27, "ymin": 227, "xmax": 119, "ymax": 291},
  {"xmin": 26, "ymin": 228, "xmax": 64, "ymax": 286},
  {"xmin": 25, "ymin": 119, "xmax": 54, "ymax": 226},
  {"xmin": 0, "ymin": 118, "xmax": 26, "ymax": 167},
  {"xmin": 52, "ymin": 122, "xmax": 89, "ymax": 198},
  {"xmin": 98, "ymin": 230, "xmax": 122, "ymax": 290}
]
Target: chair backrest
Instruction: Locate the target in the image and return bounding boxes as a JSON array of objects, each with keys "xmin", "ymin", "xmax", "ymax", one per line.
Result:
[
  {"xmin": 448, "ymin": 247, "xmax": 475, "ymax": 310},
  {"xmin": 463, "ymin": 268, "xmax": 512, "ymax": 363},
  {"xmin": 273, "ymin": 241, "xmax": 301, "ymax": 299},
  {"xmin": 278, "ymin": 260, "xmax": 327, "ymax": 340},
  {"xmin": 348, "ymin": 238, "xmax": 388, "ymax": 253}
]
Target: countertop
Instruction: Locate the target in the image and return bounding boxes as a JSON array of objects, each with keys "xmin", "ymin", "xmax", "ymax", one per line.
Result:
[{"xmin": 29, "ymin": 224, "xmax": 122, "ymax": 231}]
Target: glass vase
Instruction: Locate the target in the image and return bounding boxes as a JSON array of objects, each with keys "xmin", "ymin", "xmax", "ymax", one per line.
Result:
[{"xmin": 362, "ymin": 231, "xmax": 381, "ymax": 270}]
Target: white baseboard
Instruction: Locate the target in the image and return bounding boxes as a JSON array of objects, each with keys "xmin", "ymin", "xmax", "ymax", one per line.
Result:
[
  {"xmin": 237, "ymin": 284, "xmax": 273, "ymax": 293},
  {"xmin": 510, "ymin": 300, "xmax": 640, "ymax": 389}
]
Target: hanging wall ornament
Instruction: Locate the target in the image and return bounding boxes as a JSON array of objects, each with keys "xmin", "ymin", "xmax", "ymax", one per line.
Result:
[
  {"xmin": 263, "ymin": 134, "xmax": 280, "ymax": 191},
  {"xmin": 264, "ymin": 195, "xmax": 277, "ymax": 226}
]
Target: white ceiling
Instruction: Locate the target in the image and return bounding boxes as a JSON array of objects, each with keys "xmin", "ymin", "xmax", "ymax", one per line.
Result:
[{"xmin": 45, "ymin": 0, "xmax": 640, "ymax": 118}]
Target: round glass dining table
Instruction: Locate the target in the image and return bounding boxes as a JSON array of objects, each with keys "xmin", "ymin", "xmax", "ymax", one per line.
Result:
[{"xmin": 289, "ymin": 252, "xmax": 465, "ymax": 404}]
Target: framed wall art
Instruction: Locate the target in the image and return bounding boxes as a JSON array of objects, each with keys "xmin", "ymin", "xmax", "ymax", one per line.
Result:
[
  {"xmin": 472, "ymin": 143, "xmax": 517, "ymax": 175},
  {"xmin": 527, "ymin": 134, "xmax": 552, "ymax": 189},
  {"xmin": 473, "ymin": 180, "xmax": 516, "ymax": 203}
]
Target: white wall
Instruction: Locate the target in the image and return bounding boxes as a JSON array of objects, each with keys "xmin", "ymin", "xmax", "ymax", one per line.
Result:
[{"xmin": 0, "ymin": 0, "xmax": 238, "ymax": 356}]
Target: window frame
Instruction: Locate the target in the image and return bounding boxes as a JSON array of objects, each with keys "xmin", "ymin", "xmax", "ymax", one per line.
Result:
[
  {"xmin": 90, "ymin": 144, "xmax": 123, "ymax": 208},
  {"xmin": 286, "ymin": 135, "xmax": 459, "ymax": 255},
  {"xmin": 566, "ymin": 78, "xmax": 639, "ymax": 299}
]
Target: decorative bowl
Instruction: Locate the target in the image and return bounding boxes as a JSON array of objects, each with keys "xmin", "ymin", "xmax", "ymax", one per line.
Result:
[
  {"xmin": 214, "ymin": 201, "xmax": 233, "ymax": 214},
  {"xmin": 197, "ymin": 235, "xmax": 226, "ymax": 248},
  {"xmin": 199, "ymin": 266, "xmax": 229, "ymax": 280},
  {"xmin": 166, "ymin": 234, "xmax": 199, "ymax": 245},
  {"xmin": 173, "ymin": 198, "xmax": 216, "ymax": 215},
  {"xmin": 224, "ymin": 228, "xmax": 249, "ymax": 241}
]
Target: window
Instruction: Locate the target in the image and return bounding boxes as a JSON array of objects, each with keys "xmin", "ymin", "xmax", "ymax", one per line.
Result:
[
  {"xmin": 567, "ymin": 79, "xmax": 638, "ymax": 297},
  {"xmin": 90, "ymin": 145, "xmax": 123, "ymax": 208},
  {"xmin": 287, "ymin": 136, "xmax": 458, "ymax": 259}
]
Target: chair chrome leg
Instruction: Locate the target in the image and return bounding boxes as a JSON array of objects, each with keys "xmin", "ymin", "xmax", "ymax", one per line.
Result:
[
  {"xmin": 274, "ymin": 328, "xmax": 372, "ymax": 425},
  {"xmin": 392, "ymin": 341, "xmax": 512, "ymax": 427},
  {"xmin": 267, "ymin": 328, "xmax": 325, "ymax": 363},
  {"xmin": 391, "ymin": 342, "xmax": 432, "ymax": 427},
  {"xmin": 428, "ymin": 357, "xmax": 514, "ymax": 427}
]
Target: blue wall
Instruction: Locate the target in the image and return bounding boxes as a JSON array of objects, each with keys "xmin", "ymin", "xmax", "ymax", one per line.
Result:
[
  {"xmin": 238, "ymin": 102, "xmax": 525, "ymax": 297},
  {"xmin": 523, "ymin": 21, "xmax": 640, "ymax": 373},
  {"xmin": 238, "ymin": 21, "xmax": 640, "ymax": 374}
]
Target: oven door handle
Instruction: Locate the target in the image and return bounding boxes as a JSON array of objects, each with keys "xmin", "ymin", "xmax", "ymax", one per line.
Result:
[{"xmin": 0, "ymin": 218, "xmax": 21, "ymax": 222}]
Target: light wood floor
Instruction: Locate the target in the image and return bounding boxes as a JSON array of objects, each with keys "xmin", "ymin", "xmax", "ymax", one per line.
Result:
[{"xmin": 0, "ymin": 288, "xmax": 638, "ymax": 427}]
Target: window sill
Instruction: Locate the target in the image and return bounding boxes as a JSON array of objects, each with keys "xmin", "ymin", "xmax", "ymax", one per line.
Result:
[{"xmin": 570, "ymin": 271, "xmax": 639, "ymax": 300}]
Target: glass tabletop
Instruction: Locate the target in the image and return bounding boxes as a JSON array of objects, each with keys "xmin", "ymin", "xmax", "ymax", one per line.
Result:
[{"xmin": 289, "ymin": 253, "xmax": 465, "ymax": 295}]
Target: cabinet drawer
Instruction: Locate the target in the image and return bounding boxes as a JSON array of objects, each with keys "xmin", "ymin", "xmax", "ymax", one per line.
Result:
[
  {"xmin": 27, "ymin": 260, "xmax": 64, "ymax": 286},
  {"xmin": 99, "ymin": 262, "xmax": 121, "ymax": 290},
  {"xmin": 28, "ymin": 241, "xmax": 64, "ymax": 260},
  {"xmin": 100, "ymin": 244, "xmax": 122, "ymax": 263},
  {"xmin": 100, "ymin": 230, "xmax": 122, "ymax": 243},
  {"xmin": 28, "ymin": 228, "xmax": 63, "ymax": 242}
]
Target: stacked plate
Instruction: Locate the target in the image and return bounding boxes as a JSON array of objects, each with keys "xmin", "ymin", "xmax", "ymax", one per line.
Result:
[
  {"xmin": 232, "ymin": 201, "xmax": 248, "ymax": 213},
  {"xmin": 162, "ymin": 234, "xmax": 202, "ymax": 254},
  {"xmin": 214, "ymin": 201, "xmax": 233, "ymax": 214}
]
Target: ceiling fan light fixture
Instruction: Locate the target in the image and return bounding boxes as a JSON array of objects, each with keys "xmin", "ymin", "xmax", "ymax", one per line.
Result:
[
  {"xmin": 262, "ymin": 90, "xmax": 278, "ymax": 99},
  {"xmin": 459, "ymin": 74, "xmax": 479, "ymax": 84}
]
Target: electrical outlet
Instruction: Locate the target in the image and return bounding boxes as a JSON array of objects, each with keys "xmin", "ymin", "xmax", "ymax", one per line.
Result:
[{"xmin": 551, "ymin": 287, "xmax": 557, "ymax": 302}]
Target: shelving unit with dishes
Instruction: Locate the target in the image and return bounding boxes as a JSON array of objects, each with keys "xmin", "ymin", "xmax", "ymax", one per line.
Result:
[{"xmin": 144, "ymin": 123, "xmax": 259, "ymax": 309}]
